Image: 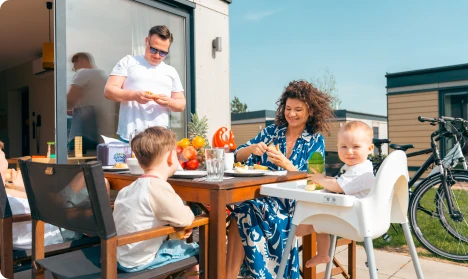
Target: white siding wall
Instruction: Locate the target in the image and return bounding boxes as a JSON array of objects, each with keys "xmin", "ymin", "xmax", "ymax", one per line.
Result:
[{"xmin": 190, "ymin": 0, "xmax": 230, "ymax": 146}]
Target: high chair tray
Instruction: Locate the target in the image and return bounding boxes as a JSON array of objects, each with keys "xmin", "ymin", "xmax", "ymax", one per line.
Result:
[{"xmin": 261, "ymin": 180, "xmax": 356, "ymax": 207}]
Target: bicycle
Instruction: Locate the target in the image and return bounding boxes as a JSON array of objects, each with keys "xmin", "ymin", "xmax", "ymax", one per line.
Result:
[{"xmin": 373, "ymin": 116, "xmax": 468, "ymax": 261}]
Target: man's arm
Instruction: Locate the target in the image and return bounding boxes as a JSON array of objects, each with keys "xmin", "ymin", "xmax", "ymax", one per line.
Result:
[
  {"xmin": 104, "ymin": 75, "xmax": 152, "ymax": 104},
  {"xmin": 67, "ymin": 85, "xmax": 84, "ymax": 109}
]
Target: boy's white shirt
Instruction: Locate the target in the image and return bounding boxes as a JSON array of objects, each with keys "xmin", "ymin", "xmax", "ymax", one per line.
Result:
[
  {"xmin": 113, "ymin": 176, "xmax": 194, "ymax": 268},
  {"xmin": 336, "ymin": 160, "xmax": 374, "ymax": 198}
]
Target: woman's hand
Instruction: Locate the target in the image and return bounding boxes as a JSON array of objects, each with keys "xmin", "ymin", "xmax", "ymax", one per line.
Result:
[
  {"xmin": 249, "ymin": 142, "xmax": 268, "ymax": 156},
  {"xmin": 266, "ymin": 149, "xmax": 296, "ymax": 171}
]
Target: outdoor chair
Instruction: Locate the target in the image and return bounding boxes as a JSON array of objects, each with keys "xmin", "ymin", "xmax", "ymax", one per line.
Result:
[
  {"xmin": 0, "ymin": 174, "xmax": 100, "ymax": 279},
  {"xmin": 18, "ymin": 159, "xmax": 208, "ymax": 279},
  {"xmin": 261, "ymin": 150, "xmax": 424, "ymax": 279}
]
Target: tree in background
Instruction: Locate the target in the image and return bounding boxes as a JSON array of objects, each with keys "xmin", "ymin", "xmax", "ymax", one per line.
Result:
[
  {"xmin": 231, "ymin": 96, "xmax": 248, "ymax": 113},
  {"xmin": 311, "ymin": 69, "xmax": 341, "ymax": 110}
]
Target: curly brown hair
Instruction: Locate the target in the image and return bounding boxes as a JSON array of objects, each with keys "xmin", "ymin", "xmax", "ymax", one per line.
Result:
[{"xmin": 274, "ymin": 80, "xmax": 335, "ymax": 135}]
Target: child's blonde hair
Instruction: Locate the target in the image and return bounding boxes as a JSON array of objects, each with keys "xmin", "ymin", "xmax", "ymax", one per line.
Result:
[
  {"xmin": 130, "ymin": 127, "xmax": 176, "ymax": 168},
  {"xmin": 339, "ymin": 121, "xmax": 373, "ymax": 143}
]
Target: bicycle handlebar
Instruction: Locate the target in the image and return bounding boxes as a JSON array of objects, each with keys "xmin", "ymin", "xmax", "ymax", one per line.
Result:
[{"xmin": 418, "ymin": 116, "xmax": 440, "ymax": 123}]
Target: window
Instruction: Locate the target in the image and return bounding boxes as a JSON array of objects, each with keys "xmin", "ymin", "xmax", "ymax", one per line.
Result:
[
  {"xmin": 444, "ymin": 91, "xmax": 468, "ymax": 156},
  {"xmin": 55, "ymin": 0, "xmax": 193, "ymax": 162}
]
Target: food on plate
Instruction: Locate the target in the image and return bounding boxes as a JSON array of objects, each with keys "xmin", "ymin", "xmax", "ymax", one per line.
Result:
[
  {"xmin": 182, "ymin": 146, "xmax": 197, "ymax": 160},
  {"xmin": 114, "ymin": 162, "xmax": 128, "ymax": 169},
  {"xmin": 191, "ymin": 136, "xmax": 205, "ymax": 149},
  {"xmin": 177, "ymin": 138, "xmax": 191, "ymax": 149},
  {"xmin": 234, "ymin": 162, "xmax": 244, "ymax": 168},
  {"xmin": 235, "ymin": 165, "xmax": 249, "ymax": 172},
  {"xmin": 185, "ymin": 159, "xmax": 199, "ymax": 170},
  {"xmin": 179, "ymin": 159, "xmax": 186, "ymax": 169},
  {"xmin": 253, "ymin": 164, "xmax": 268, "ymax": 171}
]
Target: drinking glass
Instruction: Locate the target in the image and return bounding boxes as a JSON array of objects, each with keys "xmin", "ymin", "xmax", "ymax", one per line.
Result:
[{"xmin": 205, "ymin": 148, "xmax": 225, "ymax": 181}]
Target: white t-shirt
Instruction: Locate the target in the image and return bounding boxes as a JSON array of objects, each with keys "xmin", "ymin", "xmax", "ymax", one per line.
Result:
[
  {"xmin": 8, "ymin": 195, "xmax": 65, "ymax": 250},
  {"xmin": 71, "ymin": 68, "xmax": 117, "ymax": 139},
  {"xmin": 336, "ymin": 160, "xmax": 374, "ymax": 198},
  {"xmin": 113, "ymin": 177, "xmax": 194, "ymax": 268},
  {"xmin": 110, "ymin": 55, "xmax": 184, "ymax": 140}
]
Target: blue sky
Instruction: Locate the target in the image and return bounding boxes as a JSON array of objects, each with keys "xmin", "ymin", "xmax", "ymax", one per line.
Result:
[{"xmin": 229, "ymin": 0, "xmax": 468, "ymax": 115}]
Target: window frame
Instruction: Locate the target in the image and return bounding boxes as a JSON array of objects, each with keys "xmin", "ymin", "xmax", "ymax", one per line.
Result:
[{"xmin": 55, "ymin": 0, "xmax": 195, "ymax": 163}]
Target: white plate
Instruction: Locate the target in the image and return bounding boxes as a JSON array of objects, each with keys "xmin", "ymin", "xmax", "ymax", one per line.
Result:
[
  {"xmin": 171, "ymin": 170, "xmax": 207, "ymax": 179},
  {"xmin": 102, "ymin": 166, "xmax": 129, "ymax": 172},
  {"xmin": 224, "ymin": 170, "xmax": 269, "ymax": 177}
]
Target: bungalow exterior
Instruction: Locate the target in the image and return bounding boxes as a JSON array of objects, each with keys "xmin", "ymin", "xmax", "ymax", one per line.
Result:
[{"xmin": 386, "ymin": 63, "xmax": 468, "ymax": 172}]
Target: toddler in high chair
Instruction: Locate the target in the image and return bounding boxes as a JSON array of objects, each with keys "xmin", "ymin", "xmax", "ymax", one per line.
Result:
[
  {"xmin": 295, "ymin": 121, "xmax": 375, "ymax": 268},
  {"xmin": 113, "ymin": 127, "xmax": 198, "ymax": 278}
]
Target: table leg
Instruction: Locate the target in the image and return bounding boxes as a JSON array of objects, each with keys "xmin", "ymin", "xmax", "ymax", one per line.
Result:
[
  {"xmin": 302, "ymin": 233, "xmax": 315, "ymax": 279},
  {"xmin": 209, "ymin": 189, "xmax": 227, "ymax": 279}
]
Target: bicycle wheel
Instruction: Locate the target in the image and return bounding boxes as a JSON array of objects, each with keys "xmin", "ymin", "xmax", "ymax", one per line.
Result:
[{"xmin": 409, "ymin": 171, "xmax": 468, "ymax": 261}]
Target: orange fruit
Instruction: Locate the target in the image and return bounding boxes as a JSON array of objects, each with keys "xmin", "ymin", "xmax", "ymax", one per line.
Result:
[
  {"xmin": 178, "ymin": 138, "xmax": 191, "ymax": 148},
  {"xmin": 192, "ymin": 136, "xmax": 205, "ymax": 149}
]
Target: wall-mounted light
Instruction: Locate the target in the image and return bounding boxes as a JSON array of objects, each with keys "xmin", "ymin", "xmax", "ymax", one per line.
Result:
[{"xmin": 212, "ymin": 37, "xmax": 222, "ymax": 52}]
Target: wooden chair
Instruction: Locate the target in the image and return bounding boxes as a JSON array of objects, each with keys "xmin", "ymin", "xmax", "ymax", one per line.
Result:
[
  {"xmin": 303, "ymin": 234, "xmax": 356, "ymax": 279},
  {"xmin": 19, "ymin": 159, "xmax": 208, "ymax": 279},
  {"xmin": 0, "ymin": 173, "xmax": 100, "ymax": 278}
]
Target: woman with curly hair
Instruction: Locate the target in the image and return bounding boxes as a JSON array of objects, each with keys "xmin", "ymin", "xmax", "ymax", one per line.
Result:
[{"xmin": 226, "ymin": 80, "xmax": 335, "ymax": 279}]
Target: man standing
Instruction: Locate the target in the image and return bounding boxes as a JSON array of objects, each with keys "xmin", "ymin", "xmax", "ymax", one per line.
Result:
[
  {"xmin": 68, "ymin": 52, "xmax": 116, "ymax": 149},
  {"xmin": 104, "ymin": 25, "xmax": 186, "ymax": 142}
]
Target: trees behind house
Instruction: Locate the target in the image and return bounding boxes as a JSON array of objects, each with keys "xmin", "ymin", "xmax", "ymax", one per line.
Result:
[
  {"xmin": 311, "ymin": 69, "xmax": 341, "ymax": 110},
  {"xmin": 231, "ymin": 96, "xmax": 248, "ymax": 113}
]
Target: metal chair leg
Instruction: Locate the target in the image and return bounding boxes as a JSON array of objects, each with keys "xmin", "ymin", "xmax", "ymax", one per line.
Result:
[
  {"xmin": 277, "ymin": 224, "xmax": 297, "ymax": 279},
  {"xmin": 402, "ymin": 222, "xmax": 424, "ymax": 279},
  {"xmin": 324, "ymin": 235, "xmax": 338, "ymax": 279},
  {"xmin": 364, "ymin": 237, "xmax": 378, "ymax": 279}
]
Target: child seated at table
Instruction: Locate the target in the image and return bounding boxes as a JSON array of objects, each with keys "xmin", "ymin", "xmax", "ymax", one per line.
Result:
[
  {"xmin": 113, "ymin": 126, "xmax": 198, "ymax": 278},
  {"xmin": 295, "ymin": 121, "xmax": 375, "ymax": 268}
]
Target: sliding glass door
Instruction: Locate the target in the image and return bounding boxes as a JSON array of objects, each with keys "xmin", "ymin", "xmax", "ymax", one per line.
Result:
[{"xmin": 55, "ymin": 0, "xmax": 193, "ymax": 163}]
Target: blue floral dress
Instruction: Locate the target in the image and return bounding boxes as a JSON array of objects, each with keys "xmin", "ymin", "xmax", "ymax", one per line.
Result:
[{"xmin": 232, "ymin": 124, "xmax": 325, "ymax": 279}]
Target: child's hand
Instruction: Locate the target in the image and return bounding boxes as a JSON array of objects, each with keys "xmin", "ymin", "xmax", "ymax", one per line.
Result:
[
  {"xmin": 183, "ymin": 228, "xmax": 193, "ymax": 239},
  {"xmin": 307, "ymin": 173, "xmax": 325, "ymax": 184}
]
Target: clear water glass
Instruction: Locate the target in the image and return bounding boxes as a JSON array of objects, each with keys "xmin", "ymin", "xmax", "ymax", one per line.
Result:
[{"xmin": 205, "ymin": 148, "xmax": 225, "ymax": 181}]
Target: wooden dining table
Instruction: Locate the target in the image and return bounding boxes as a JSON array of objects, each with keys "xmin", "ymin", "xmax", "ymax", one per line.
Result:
[{"xmin": 104, "ymin": 171, "xmax": 355, "ymax": 279}]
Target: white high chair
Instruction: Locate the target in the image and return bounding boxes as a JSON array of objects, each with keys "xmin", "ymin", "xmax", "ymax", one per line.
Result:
[{"xmin": 261, "ymin": 150, "xmax": 424, "ymax": 279}]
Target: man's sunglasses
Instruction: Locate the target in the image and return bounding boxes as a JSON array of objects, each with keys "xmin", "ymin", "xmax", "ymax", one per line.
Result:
[{"xmin": 149, "ymin": 46, "xmax": 169, "ymax": 57}]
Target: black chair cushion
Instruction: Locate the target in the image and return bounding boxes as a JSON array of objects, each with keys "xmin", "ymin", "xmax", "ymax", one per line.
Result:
[
  {"xmin": 13, "ymin": 269, "xmax": 55, "ymax": 279},
  {"xmin": 37, "ymin": 246, "xmax": 199, "ymax": 279}
]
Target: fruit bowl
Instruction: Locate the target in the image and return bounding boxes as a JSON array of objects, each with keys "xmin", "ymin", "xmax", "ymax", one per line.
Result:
[{"xmin": 126, "ymin": 158, "xmax": 144, "ymax": 175}]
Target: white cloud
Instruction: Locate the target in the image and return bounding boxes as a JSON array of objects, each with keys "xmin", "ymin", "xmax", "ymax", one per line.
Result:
[
  {"xmin": 0, "ymin": 0, "xmax": 9, "ymax": 9},
  {"xmin": 245, "ymin": 10, "xmax": 277, "ymax": 21}
]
